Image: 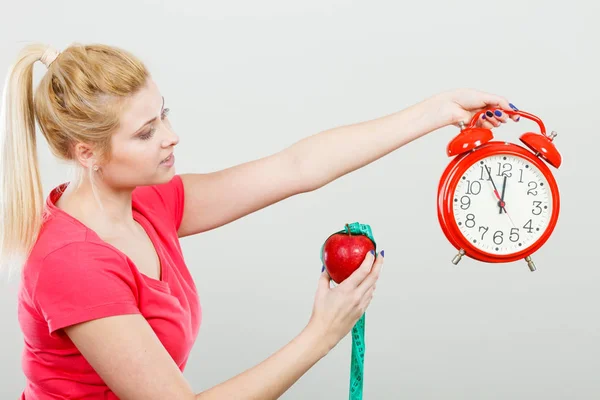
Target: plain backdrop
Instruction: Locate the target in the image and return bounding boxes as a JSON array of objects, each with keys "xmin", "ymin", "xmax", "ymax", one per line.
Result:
[{"xmin": 1, "ymin": 1, "xmax": 598, "ymax": 399}]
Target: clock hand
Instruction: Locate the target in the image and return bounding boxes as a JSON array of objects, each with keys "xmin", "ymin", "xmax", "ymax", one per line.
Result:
[
  {"xmin": 499, "ymin": 175, "xmax": 507, "ymax": 214},
  {"xmin": 506, "ymin": 213, "xmax": 516, "ymax": 228},
  {"xmin": 485, "ymin": 166, "xmax": 503, "ymax": 202},
  {"xmin": 484, "ymin": 165, "xmax": 509, "ymax": 214},
  {"xmin": 483, "ymin": 168, "xmax": 517, "ymax": 238},
  {"xmin": 491, "ymin": 173, "xmax": 515, "ymax": 227}
]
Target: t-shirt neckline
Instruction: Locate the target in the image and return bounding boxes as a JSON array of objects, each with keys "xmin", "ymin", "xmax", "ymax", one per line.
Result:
[{"xmin": 45, "ymin": 182, "xmax": 169, "ymax": 288}]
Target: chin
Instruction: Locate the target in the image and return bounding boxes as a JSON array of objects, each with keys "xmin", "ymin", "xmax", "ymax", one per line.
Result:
[
  {"xmin": 154, "ymin": 167, "xmax": 177, "ymax": 184},
  {"xmin": 126, "ymin": 169, "xmax": 176, "ymax": 189}
]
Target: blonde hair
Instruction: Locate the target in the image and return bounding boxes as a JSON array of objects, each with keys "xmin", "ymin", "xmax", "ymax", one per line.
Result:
[{"xmin": 0, "ymin": 42, "xmax": 149, "ymax": 275}]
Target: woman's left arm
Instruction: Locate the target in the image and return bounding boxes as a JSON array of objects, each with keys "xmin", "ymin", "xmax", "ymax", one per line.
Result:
[{"xmin": 177, "ymin": 89, "xmax": 517, "ymax": 238}]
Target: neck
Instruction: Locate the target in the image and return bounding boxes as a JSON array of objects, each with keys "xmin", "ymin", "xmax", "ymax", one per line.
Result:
[{"xmin": 58, "ymin": 176, "xmax": 136, "ymax": 233}]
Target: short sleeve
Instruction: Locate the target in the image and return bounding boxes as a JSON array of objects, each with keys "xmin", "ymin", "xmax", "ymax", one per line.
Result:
[
  {"xmin": 134, "ymin": 174, "xmax": 185, "ymax": 231},
  {"xmin": 33, "ymin": 242, "xmax": 140, "ymax": 335}
]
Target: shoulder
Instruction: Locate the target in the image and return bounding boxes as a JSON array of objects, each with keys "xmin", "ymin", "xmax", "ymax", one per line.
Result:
[
  {"xmin": 22, "ymin": 228, "xmax": 140, "ymax": 334},
  {"xmin": 23, "ymin": 207, "xmax": 135, "ymax": 296},
  {"xmin": 23, "ymin": 223, "xmax": 134, "ymax": 297}
]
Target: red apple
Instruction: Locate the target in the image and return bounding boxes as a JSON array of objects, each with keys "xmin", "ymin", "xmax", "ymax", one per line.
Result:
[{"xmin": 322, "ymin": 225, "xmax": 375, "ymax": 284}]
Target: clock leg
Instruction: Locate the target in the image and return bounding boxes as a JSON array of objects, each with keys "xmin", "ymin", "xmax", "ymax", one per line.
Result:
[
  {"xmin": 525, "ymin": 256, "xmax": 536, "ymax": 272},
  {"xmin": 452, "ymin": 249, "xmax": 466, "ymax": 265}
]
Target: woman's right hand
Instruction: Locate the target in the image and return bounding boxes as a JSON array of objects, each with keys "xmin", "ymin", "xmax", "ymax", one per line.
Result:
[{"xmin": 307, "ymin": 250, "xmax": 384, "ymax": 352}]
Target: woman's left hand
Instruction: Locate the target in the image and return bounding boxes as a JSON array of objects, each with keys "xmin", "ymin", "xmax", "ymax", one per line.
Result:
[{"xmin": 430, "ymin": 88, "xmax": 521, "ymax": 130}]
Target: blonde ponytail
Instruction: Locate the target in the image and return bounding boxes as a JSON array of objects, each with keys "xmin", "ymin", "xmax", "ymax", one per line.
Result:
[
  {"xmin": 0, "ymin": 44, "xmax": 48, "ymax": 275},
  {"xmin": 0, "ymin": 42, "xmax": 149, "ymax": 276}
]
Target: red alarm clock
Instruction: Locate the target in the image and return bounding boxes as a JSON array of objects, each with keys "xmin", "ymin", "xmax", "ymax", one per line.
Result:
[{"xmin": 437, "ymin": 108, "xmax": 561, "ymax": 271}]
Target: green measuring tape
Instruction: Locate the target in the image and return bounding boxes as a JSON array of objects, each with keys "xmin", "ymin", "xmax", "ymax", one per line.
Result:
[{"xmin": 320, "ymin": 222, "xmax": 376, "ymax": 400}]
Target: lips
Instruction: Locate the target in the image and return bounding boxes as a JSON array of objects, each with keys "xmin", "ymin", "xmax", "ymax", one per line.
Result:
[{"xmin": 160, "ymin": 153, "xmax": 173, "ymax": 164}]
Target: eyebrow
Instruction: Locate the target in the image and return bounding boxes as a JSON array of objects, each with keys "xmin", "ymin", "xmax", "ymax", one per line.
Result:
[{"xmin": 133, "ymin": 96, "xmax": 165, "ymax": 134}]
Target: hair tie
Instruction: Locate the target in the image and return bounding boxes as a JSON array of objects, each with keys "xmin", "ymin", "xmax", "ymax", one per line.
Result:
[{"xmin": 40, "ymin": 47, "xmax": 60, "ymax": 68}]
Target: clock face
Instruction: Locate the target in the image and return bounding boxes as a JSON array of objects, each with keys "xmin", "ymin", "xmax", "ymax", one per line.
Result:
[{"xmin": 452, "ymin": 153, "xmax": 554, "ymax": 256}]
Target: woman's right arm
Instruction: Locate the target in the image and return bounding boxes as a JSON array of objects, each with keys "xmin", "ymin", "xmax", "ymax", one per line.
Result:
[{"xmin": 65, "ymin": 251, "xmax": 384, "ymax": 400}]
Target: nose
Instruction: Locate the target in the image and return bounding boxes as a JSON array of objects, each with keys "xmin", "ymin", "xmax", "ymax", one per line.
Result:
[{"xmin": 160, "ymin": 121, "xmax": 179, "ymax": 148}]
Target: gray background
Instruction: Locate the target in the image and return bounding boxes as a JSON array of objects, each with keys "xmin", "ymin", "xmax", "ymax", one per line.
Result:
[{"xmin": 1, "ymin": 0, "xmax": 598, "ymax": 398}]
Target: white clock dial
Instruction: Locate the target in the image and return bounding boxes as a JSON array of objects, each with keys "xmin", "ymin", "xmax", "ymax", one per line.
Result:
[{"xmin": 452, "ymin": 154, "xmax": 553, "ymax": 255}]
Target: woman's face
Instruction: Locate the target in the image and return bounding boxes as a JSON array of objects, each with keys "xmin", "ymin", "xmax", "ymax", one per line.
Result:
[{"xmin": 96, "ymin": 78, "xmax": 180, "ymax": 189}]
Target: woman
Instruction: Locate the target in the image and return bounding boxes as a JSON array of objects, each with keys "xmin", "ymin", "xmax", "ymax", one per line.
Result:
[{"xmin": 0, "ymin": 42, "xmax": 518, "ymax": 399}]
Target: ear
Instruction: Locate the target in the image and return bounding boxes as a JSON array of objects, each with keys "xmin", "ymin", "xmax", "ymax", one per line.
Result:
[{"xmin": 72, "ymin": 142, "xmax": 99, "ymax": 169}]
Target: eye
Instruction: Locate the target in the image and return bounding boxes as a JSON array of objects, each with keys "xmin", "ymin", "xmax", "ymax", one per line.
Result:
[
  {"xmin": 138, "ymin": 108, "xmax": 170, "ymax": 140},
  {"xmin": 139, "ymin": 126, "xmax": 156, "ymax": 140}
]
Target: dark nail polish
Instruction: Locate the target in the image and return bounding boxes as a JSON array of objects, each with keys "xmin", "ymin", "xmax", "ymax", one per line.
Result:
[
  {"xmin": 509, "ymin": 103, "xmax": 518, "ymax": 110},
  {"xmin": 486, "ymin": 111, "xmax": 494, "ymax": 118},
  {"xmin": 494, "ymin": 110, "xmax": 503, "ymax": 117},
  {"xmin": 482, "ymin": 114, "xmax": 486, "ymax": 119},
  {"xmin": 321, "ymin": 265, "xmax": 325, "ymax": 272},
  {"xmin": 516, "ymin": 116, "xmax": 520, "ymax": 121},
  {"xmin": 370, "ymin": 250, "xmax": 375, "ymax": 255},
  {"xmin": 381, "ymin": 250, "xmax": 385, "ymax": 257}
]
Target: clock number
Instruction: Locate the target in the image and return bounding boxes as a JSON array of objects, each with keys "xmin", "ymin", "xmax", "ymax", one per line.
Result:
[
  {"xmin": 460, "ymin": 195, "xmax": 471, "ymax": 210},
  {"xmin": 493, "ymin": 230, "xmax": 504, "ymax": 245},
  {"xmin": 532, "ymin": 201, "xmax": 543, "ymax": 215},
  {"xmin": 527, "ymin": 181, "xmax": 538, "ymax": 196},
  {"xmin": 510, "ymin": 228, "xmax": 520, "ymax": 242},
  {"xmin": 465, "ymin": 214, "xmax": 476, "ymax": 228},
  {"xmin": 523, "ymin": 219, "xmax": 534, "ymax": 234},
  {"xmin": 496, "ymin": 162, "xmax": 513, "ymax": 177},
  {"xmin": 466, "ymin": 180, "xmax": 481, "ymax": 195},
  {"xmin": 518, "ymin": 169, "xmax": 524, "ymax": 183},
  {"xmin": 479, "ymin": 166, "xmax": 492, "ymax": 181},
  {"xmin": 479, "ymin": 226, "xmax": 489, "ymax": 240}
]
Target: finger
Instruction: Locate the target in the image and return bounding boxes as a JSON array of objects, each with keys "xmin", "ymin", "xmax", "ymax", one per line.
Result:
[
  {"xmin": 479, "ymin": 92, "xmax": 520, "ymax": 123},
  {"xmin": 479, "ymin": 92, "xmax": 512, "ymax": 112},
  {"xmin": 483, "ymin": 110, "xmax": 501, "ymax": 127},
  {"xmin": 492, "ymin": 109, "xmax": 508, "ymax": 124},
  {"xmin": 358, "ymin": 286, "xmax": 376, "ymax": 311},
  {"xmin": 356, "ymin": 251, "xmax": 384, "ymax": 297},
  {"xmin": 477, "ymin": 113, "xmax": 497, "ymax": 129},
  {"xmin": 339, "ymin": 250, "xmax": 376, "ymax": 289},
  {"xmin": 508, "ymin": 102, "xmax": 521, "ymax": 122},
  {"xmin": 316, "ymin": 267, "xmax": 332, "ymax": 293}
]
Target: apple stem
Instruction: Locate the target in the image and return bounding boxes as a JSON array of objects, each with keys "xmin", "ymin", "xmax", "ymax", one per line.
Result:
[{"xmin": 345, "ymin": 223, "xmax": 351, "ymax": 235}]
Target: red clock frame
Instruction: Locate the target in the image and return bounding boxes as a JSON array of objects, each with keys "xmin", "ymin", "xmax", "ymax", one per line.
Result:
[{"xmin": 437, "ymin": 141, "xmax": 560, "ymax": 263}]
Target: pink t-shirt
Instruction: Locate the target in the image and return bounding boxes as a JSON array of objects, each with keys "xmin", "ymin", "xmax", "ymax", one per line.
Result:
[{"xmin": 18, "ymin": 175, "xmax": 202, "ymax": 399}]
